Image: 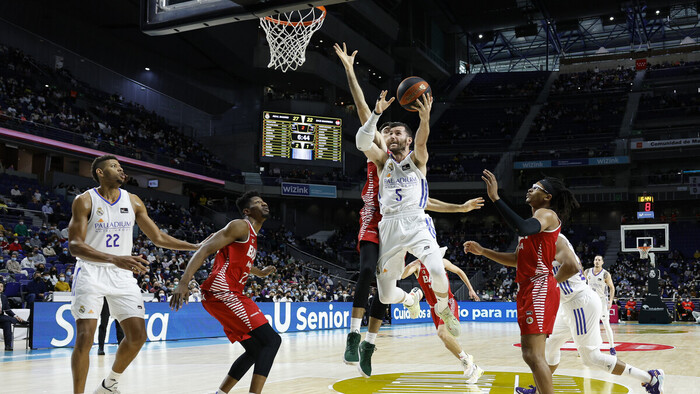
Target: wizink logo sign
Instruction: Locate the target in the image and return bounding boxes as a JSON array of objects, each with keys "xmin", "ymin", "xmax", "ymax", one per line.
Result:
[{"xmin": 281, "ymin": 183, "xmax": 310, "ymax": 196}]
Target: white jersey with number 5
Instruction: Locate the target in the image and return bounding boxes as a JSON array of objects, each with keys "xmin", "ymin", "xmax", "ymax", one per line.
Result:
[
  {"xmin": 378, "ymin": 151, "xmax": 429, "ymax": 216},
  {"xmin": 78, "ymin": 188, "xmax": 135, "ymax": 265}
]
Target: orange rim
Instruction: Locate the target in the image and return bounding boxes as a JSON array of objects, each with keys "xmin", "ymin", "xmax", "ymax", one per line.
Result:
[{"xmin": 264, "ymin": 6, "xmax": 326, "ymax": 27}]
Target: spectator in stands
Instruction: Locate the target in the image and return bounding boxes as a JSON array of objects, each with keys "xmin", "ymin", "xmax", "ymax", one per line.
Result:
[
  {"xmin": 30, "ymin": 247, "xmax": 46, "ymax": 266},
  {"xmin": 29, "ymin": 234, "xmax": 41, "ymax": 249},
  {"xmin": 7, "ymin": 238, "xmax": 22, "ymax": 253},
  {"xmin": 10, "ymin": 185, "xmax": 21, "ymax": 200},
  {"xmin": 0, "ymin": 235, "xmax": 7, "ymax": 249},
  {"xmin": 25, "ymin": 271, "xmax": 50, "ymax": 306},
  {"xmin": 6, "ymin": 253, "xmax": 27, "ymax": 276},
  {"xmin": 13, "ymin": 219, "xmax": 28, "ymax": 237},
  {"xmin": 625, "ymin": 298, "xmax": 638, "ymax": 321},
  {"xmin": 47, "ymin": 266, "xmax": 60, "ymax": 287},
  {"xmin": 20, "ymin": 252, "xmax": 35, "ymax": 270},
  {"xmin": 54, "ymin": 273, "xmax": 70, "ymax": 292},
  {"xmin": 681, "ymin": 297, "xmax": 695, "ymax": 321},
  {"xmin": 42, "ymin": 241, "xmax": 56, "ymax": 257},
  {"xmin": 58, "ymin": 247, "xmax": 75, "ymax": 265},
  {"xmin": 1, "ymin": 282, "xmax": 28, "ymax": 351}
]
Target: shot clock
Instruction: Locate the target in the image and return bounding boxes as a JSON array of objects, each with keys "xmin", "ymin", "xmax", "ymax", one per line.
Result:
[{"xmin": 637, "ymin": 195, "xmax": 655, "ymax": 219}]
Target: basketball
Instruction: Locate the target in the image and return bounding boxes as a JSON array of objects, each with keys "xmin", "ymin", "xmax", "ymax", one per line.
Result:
[{"xmin": 396, "ymin": 76, "xmax": 431, "ymax": 111}]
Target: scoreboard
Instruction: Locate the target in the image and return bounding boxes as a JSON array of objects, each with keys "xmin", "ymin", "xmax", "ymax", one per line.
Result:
[
  {"xmin": 637, "ymin": 195, "xmax": 655, "ymax": 219},
  {"xmin": 261, "ymin": 111, "xmax": 342, "ymax": 166}
]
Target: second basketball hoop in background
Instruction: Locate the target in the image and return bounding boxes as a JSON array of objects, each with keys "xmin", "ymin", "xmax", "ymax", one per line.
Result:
[
  {"xmin": 397, "ymin": 76, "xmax": 431, "ymax": 111},
  {"xmin": 260, "ymin": 6, "xmax": 326, "ymax": 72}
]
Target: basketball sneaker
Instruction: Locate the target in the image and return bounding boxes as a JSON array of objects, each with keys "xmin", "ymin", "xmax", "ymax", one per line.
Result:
[
  {"xmin": 403, "ymin": 287, "xmax": 423, "ymax": 319},
  {"xmin": 460, "ymin": 354, "xmax": 474, "ymax": 373},
  {"xmin": 93, "ymin": 379, "xmax": 120, "ymax": 394},
  {"xmin": 357, "ymin": 340, "xmax": 376, "ymax": 378},
  {"xmin": 515, "ymin": 385, "xmax": 537, "ymax": 394},
  {"xmin": 642, "ymin": 369, "xmax": 665, "ymax": 394},
  {"xmin": 436, "ymin": 304, "xmax": 461, "ymax": 337},
  {"xmin": 343, "ymin": 331, "xmax": 361, "ymax": 364},
  {"xmin": 465, "ymin": 365, "xmax": 483, "ymax": 384}
]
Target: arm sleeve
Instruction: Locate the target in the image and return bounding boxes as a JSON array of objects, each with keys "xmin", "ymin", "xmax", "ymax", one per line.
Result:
[
  {"xmin": 494, "ymin": 199, "xmax": 541, "ymax": 236},
  {"xmin": 355, "ymin": 111, "xmax": 381, "ymax": 151}
]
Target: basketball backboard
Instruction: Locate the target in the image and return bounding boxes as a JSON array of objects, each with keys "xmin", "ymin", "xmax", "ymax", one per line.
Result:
[{"xmin": 620, "ymin": 224, "xmax": 669, "ymax": 253}]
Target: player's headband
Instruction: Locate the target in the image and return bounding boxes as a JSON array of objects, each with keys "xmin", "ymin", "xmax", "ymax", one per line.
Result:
[{"xmin": 538, "ymin": 178, "xmax": 557, "ymax": 198}]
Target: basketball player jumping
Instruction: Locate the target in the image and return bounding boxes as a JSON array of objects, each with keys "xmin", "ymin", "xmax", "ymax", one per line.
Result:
[
  {"xmin": 401, "ymin": 256, "xmax": 484, "ymax": 382},
  {"xmin": 170, "ymin": 191, "xmax": 280, "ymax": 394},
  {"xmin": 585, "ymin": 255, "xmax": 617, "ymax": 354},
  {"xmin": 356, "ymin": 89, "xmax": 467, "ymax": 344},
  {"xmin": 514, "ymin": 234, "xmax": 665, "ymax": 394},
  {"xmin": 68, "ymin": 155, "xmax": 202, "ymax": 394},
  {"xmin": 336, "ymin": 43, "xmax": 483, "ymax": 378},
  {"xmin": 464, "ymin": 173, "xmax": 580, "ymax": 394}
]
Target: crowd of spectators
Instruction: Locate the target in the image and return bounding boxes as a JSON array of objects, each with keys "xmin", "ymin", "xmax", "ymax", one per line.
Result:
[
  {"xmin": 0, "ymin": 44, "xmax": 227, "ymax": 177},
  {"xmin": 551, "ymin": 67, "xmax": 635, "ymax": 94}
]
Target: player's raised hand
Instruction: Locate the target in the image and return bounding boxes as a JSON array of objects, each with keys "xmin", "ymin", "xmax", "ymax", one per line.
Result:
[
  {"xmin": 482, "ymin": 169, "xmax": 500, "ymax": 202},
  {"xmin": 169, "ymin": 283, "xmax": 190, "ymax": 311},
  {"xmin": 261, "ymin": 266, "xmax": 276, "ymax": 277},
  {"xmin": 333, "ymin": 42, "xmax": 357, "ymax": 70},
  {"xmin": 463, "ymin": 240, "xmax": 484, "ymax": 256},
  {"xmin": 111, "ymin": 255, "xmax": 149, "ymax": 274},
  {"xmin": 461, "ymin": 197, "xmax": 485, "ymax": 212},
  {"xmin": 412, "ymin": 93, "xmax": 433, "ymax": 120},
  {"xmin": 374, "ymin": 90, "xmax": 394, "ymax": 114}
]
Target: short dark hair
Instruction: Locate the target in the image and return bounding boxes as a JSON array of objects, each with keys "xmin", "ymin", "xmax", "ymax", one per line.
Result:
[
  {"xmin": 384, "ymin": 122, "xmax": 413, "ymax": 137},
  {"xmin": 236, "ymin": 190, "xmax": 261, "ymax": 216},
  {"xmin": 91, "ymin": 155, "xmax": 118, "ymax": 183}
]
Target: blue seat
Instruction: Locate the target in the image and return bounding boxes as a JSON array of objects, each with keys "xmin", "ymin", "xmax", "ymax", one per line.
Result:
[
  {"xmin": 4, "ymin": 282, "xmax": 20, "ymax": 297},
  {"xmin": 54, "ymin": 263, "xmax": 65, "ymax": 273},
  {"xmin": 14, "ymin": 273, "xmax": 27, "ymax": 281},
  {"xmin": 25, "ymin": 268, "xmax": 35, "ymax": 277}
]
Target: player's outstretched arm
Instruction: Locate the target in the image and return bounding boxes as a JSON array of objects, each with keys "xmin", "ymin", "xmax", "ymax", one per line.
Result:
[
  {"xmin": 412, "ymin": 93, "xmax": 433, "ymax": 172},
  {"xmin": 553, "ymin": 236, "xmax": 581, "ymax": 283},
  {"xmin": 131, "ymin": 194, "xmax": 199, "ymax": 251},
  {"xmin": 251, "ymin": 265, "xmax": 276, "ymax": 277},
  {"xmin": 482, "ymin": 169, "xmax": 558, "ymax": 235},
  {"xmin": 68, "ymin": 193, "xmax": 148, "ymax": 274},
  {"xmin": 356, "ymin": 91, "xmax": 391, "ymax": 167},
  {"xmin": 426, "ymin": 197, "xmax": 485, "ymax": 213},
  {"xmin": 334, "ymin": 42, "xmax": 371, "ymax": 124},
  {"xmin": 170, "ymin": 220, "xmax": 249, "ymax": 311},
  {"xmin": 401, "ymin": 260, "xmax": 421, "ymax": 279},
  {"xmin": 463, "ymin": 240, "xmax": 517, "ymax": 268},
  {"xmin": 444, "ymin": 259, "xmax": 480, "ymax": 301}
]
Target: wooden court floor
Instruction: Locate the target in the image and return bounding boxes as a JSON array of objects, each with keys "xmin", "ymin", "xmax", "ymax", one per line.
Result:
[{"xmin": 1, "ymin": 321, "xmax": 698, "ymax": 393}]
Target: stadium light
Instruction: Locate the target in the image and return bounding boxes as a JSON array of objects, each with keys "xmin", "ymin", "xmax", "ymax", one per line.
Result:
[
  {"xmin": 656, "ymin": 10, "xmax": 660, "ymax": 15},
  {"xmin": 609, "ymin": 16, "xmax": 614, "ymax": 21},
  {"xmin": 478, "ymin": 34, "xmax": 483, "ymax": 39},
  {"xmin": 145, "ymin": 67, "xmax": 151, "ymax": 71}
]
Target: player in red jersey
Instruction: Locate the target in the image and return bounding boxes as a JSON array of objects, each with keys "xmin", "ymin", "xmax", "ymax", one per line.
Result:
[
  {"xmin": 171, "ymin": 191, "xmax": 280, "ymax": 394},
  {"xmin": 401, "ymin": 256, "xmax": 484, "ymax": 382},
  {"xmin": 464, "ymin": 171, "xmax": 579, "ymax": 394},
  {"xmin": 335, "ymin": 42, "xmax": 484, "ymax": 377}
]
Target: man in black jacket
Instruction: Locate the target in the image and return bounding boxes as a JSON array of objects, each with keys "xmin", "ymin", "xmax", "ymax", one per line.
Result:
[{"xmin": 1, "ymin": 282, "xmax": 28, "ymax": 351}]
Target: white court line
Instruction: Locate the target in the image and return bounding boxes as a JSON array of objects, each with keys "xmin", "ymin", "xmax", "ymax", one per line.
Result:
[{"xmin": 514, "ymin": 374, "xmax": 519, "ymax": 394}]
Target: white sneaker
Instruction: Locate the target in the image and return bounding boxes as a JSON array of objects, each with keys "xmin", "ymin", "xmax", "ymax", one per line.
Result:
[
  {"xmin": 460, "ymin": 354, "xmax": 474, "ymax": 374},
  {"xmin": 403, "ymin": 287, "xmax": 423, "ymax": 319},
  {"xmin": 93, "ymin": 379, "xmax": 120, "ymax": 394},
  {"xmin": 436, "ymin": 304, "xmax": 461, "ymax": 337},
  {"xmin": 466, "ymin": 365, "xmax": 484, "ymax": 384}
]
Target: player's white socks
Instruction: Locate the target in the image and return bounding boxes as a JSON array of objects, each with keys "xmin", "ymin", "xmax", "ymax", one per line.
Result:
[
  {"xmin": 105, "ymin": 370, "xmax": 121, "ymax": 387},
  {"xmin": 216, "ymin": 390, "xmax": 229, "ymax": 394},
  {"xmin": 350, "ymin": 318, "xmax": 362, "ymax": 333},
  {"xmin": 624, "ymin": 365, "xmax": 652, "ymax": 383},
  {"xmin": 459, "ymin": 351, "xmax": 468, "ymax": 359},
  {"xmin": 365, "ymin": 332, "xmax": 377, "ymax": 345}
]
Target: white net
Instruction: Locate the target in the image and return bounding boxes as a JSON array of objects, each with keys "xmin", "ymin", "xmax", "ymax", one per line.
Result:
[
  {"xmin": 260, "ymin": 7, "xmax": 326, "ymax": 73},
  {"xmin": 638, "ymin": 246, "xmax": 651, "ymax": 259}
]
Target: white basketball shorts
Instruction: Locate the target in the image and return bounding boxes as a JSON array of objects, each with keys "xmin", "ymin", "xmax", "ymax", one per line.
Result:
[
  {"xmin": 549, "ymin": 288, "xmax": 603, "ymax": 349},
  {"xmin": 377, "ymin": 212, "xmax": 440, "ymax": 281},
  {"xmin": 71, "ymin": 260, "xmax": 145, "ymax": 322}
]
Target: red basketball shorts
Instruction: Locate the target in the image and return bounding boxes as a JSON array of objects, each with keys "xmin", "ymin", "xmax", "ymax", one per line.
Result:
[
  {"xmin": 202, "ymin": 291, "xmax": 269, "ymax": 343},
  {"xmin": 516, "ymin": 275, "xmax": 560, "ymax": 335},
  {"xmin": 430, "ymin": 295, "xmax": 459, "ymax": 329},
  {"xmin": 357, "ymin": 211, "xmax": 381, "ymax": 250}
]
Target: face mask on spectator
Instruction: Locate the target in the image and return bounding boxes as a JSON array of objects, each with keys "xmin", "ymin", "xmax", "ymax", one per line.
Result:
[
  {"xmin": 157, "ymin": 270, "xmax": 161, "ymax": 274},
  {"xmin": 174, "ymin": 280, "xmax": 179, "ymax": 285},
  {"xmin": 43, "ymin": 275, "xmax": 50, "ymax": 280},
  {"xmin": 144, "ymin": 276, "xmax": 150, "ymax": 281},
  {"xmin": 14, "ymin": 240, "xmax": 18, "ymax": 244},
  {"xmin": 59, "ymin": 276, "xmax": 65, "ymax": 281},
  {"xmin": 63, "ymin": 251, "xmax": 68, "ymax": 255},
  {"xmin": 11, "ymin": 256, "xmax": 17, "ymax": 261},
  {"xmin": 66, "ymin": 270, "xmax": 72, "ymax": 276}
]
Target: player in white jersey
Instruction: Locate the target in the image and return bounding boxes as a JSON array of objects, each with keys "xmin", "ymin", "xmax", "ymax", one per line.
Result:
[
  {"xmin": 516, "ymin": 234, "xmax": 665, "ymax": 394},
  {"xmin": 68, "ymin": 155, "xmax": 202, "ymax": 394},
  {"xmin": 585, "ymin": 255, "xmax": 617, "ymax": 354},
  {"xmin": 355, "ymin": 90, "xmax": 462, "ymax": 337}
]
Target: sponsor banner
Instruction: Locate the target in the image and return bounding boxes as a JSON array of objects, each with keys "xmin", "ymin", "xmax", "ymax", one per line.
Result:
[
  {"xmin": 635, "ymin": 58, "xmax": 647, "ymax": 70},
  {"xmin": 637, "ymin": 211, "xmax": 655, "ymax": 219},
  {"xmin": 281, "ymin": 182, "xmax": 336, "ymax": 198},
  {"xmin": 631, "ymin": 137, "xmax": 700, "ymax": 150},
  {"xmin": 32, "ymin": 302, "xmax": 351, "ymax": 348},
  {"xmin": 514, "ymin": 156, "xmax": 628, "ymax": 169},
  {"xmin": 391, "ymin": 301, "xmax": 517, "ymax": 324}
]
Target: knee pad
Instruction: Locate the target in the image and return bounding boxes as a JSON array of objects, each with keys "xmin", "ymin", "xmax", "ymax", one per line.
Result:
[{"xmin": 579, "ymin": 346, "xmax": 617, "ymax": 373}]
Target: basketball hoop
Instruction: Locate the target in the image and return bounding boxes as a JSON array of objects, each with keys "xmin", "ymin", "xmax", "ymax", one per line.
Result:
[
  {"xmin": 260, "ymin": 6, "xmax": 326, "ymax": 73},
  {"xmin": 638, "ymin": 246, "xmax": 652, "ymax": 259}
]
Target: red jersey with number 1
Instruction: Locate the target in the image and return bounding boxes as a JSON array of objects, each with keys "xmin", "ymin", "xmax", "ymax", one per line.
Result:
[{"xmin": 201, "ymin": 219, "xmax": 257, "ymax": 294}]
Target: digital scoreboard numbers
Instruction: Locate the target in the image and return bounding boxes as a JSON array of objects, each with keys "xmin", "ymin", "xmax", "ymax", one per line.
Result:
[
  {"xmin": 261, "ymin": 111, "xmax": 342, "ymax": 165},
  {"xmin": 637, "ymin": 195, "xmax": 655, "ymax": 219}
]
